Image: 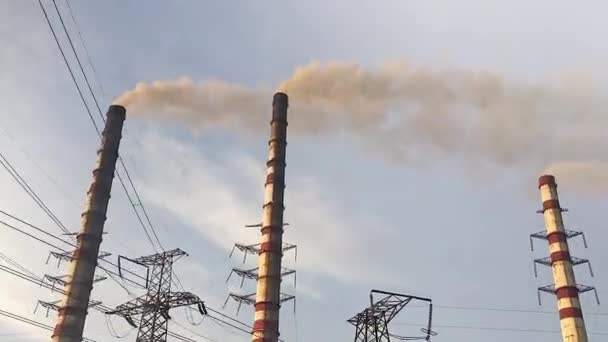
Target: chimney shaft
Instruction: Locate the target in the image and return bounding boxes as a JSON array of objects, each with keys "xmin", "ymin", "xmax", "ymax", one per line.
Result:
[
  {"xmin": 52, "ymin": 105, "xmax": 126, "ymax": 342},
  {"xmin": 538, "ymin": 175, "xmax": 588, "ymax": 342},
  {"xmin": 252, "ymin": 93, "xmax": 289, "ymax": 342}
]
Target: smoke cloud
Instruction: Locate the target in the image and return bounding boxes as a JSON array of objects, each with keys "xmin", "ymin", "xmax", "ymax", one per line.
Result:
[{"xmin": 115, "ymin": 61, "xmax": 608, "ymax": 190}]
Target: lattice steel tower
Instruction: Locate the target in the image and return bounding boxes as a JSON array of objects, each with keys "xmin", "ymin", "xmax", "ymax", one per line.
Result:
[
  {"xmin": 107, "ymin": 249, "xmax": 207, "ymax": 342},
  {"xmin": 348, "ymin": 290, "xmax": 435, "ymax": 342}
]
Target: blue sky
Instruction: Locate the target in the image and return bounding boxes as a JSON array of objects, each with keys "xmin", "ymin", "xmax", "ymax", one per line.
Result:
[{"xmin": 1, "ymin": 1, "xmax": 608, "ymax": 341}]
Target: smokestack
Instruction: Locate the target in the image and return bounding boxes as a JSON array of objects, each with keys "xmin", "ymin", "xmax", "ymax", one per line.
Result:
[
  {"xmin": 252, "ymin": 93, "xmax": 289, "ymax": 342},
  {"xmin": 538, "ymin": 175, "xmax": 588, "ymax": 342},
  {"xmin": 52, "ymin": 105, "xmax": 126, "ymax": 342}
]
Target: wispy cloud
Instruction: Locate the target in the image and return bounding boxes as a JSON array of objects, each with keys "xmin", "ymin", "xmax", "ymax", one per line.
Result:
[{"xmin": 131, "ymin": 130, "xmax": 395, "ymax": 290}]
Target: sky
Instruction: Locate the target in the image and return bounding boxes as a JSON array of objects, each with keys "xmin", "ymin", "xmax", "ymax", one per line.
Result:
[{"xmin": 1, "ymin": 1, "xmax": 608, "ymax": 341}]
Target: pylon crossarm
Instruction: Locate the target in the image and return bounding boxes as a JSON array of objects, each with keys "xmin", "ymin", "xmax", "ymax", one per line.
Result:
[
  {"xmin": 529, "ymin": 229, "xmax": 585, "ymax": 250},
  {"xmin": 105, "ymin": 296, "xmax": 150, "ymax": 317},
  {"xmin": 107, "ymin": 292, "xmax": 204, "ymax": 317},
  {"xmin": 133, "ymin": 248, "xmax": 187, "ymax": 265},
  {"xmin": 231, "ymin": 267, "xmax": 259, "ymax": 280},
  {"xmin": 228, "ymin": 293, "xmax": 256, "ymax": 306}
]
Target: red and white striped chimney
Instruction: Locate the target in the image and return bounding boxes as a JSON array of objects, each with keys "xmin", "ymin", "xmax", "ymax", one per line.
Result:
[
  {"xmin": 538, "ymin": 175, "xmax": 588, "ymax": 342},
  {"xmin": 252, "ymin": 93, "xmax": 289, "ymax": 342}
]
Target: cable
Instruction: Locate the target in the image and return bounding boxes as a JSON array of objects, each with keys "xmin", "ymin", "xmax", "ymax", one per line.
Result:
[
  {"xmin": 37, "ymin": 0, "xmax": 101, "ymax": 134},
  {"xmin": 0, "ymin": 214, "xmax": 144, "ymax": 287},
  {"xmin": 0, "ymin": 217, "xmax": 70, "ymax": 252},
  {"xmin": 0, "ymin": 151, "xmax": 69, "ymax": 235},
  {"xmin": 117, "ymin": 158, "xmax": 165, "ymax": 251},
  {"xmin": 105, "ymin": 314, "xmax": 133, "ymax": 339},
  {"xmin": 0, "ymin": 252, "xmax": 39, "ymax": 279},
  {"xmin": 50, "ymin": 0, "xmax": 102, "ymax": 121},
  {"xmin": 171, "ymin": 319, "xmax": 217, "ymax": 342},
  {"xmin": 44, "ymin": 0, "xmax": 164, "ymax": 253},
  {"xmin": 0, "ymin": 307, "xmax": 97, "ymax": 342},
  {"xmin": 205, "ymin": 308, "xmax": 288, "ymax": 342},
  {"xmin": 0, "ymin": 209, "xmax": 146, "ymax": 283},
  {"xmin": 184, "ymin": 305, "xmax": 205, "ymax": 326},
  {"xmin": 64, "ymin": 0, "xmax": 107, "ymax": 100},
  {"xmin": 0, "ymin": 143, "xmax": 141, "ymax": 294},
  {"xmin": 206, "ymin": 314, "xmax": 253, "ymax": 337},
  {"xmin": 206, "ymin": 307, "xmax": 256, "ymax": 331},
  {"xmin": 393, "ymin": 322, "xmax": 608, "ymax": 336},
  {"xmin": 37, "ymin": 6, "xmax": 213, "ymax": 341},
  {"xmin": 409, "ymin": 303, "xmax": 608, "ymax": 317},
  {"xmin": 0, "ymin": 262, "xmax": 198, "ymax": 342},
  {"xmin": 436, "ymin": 303, "xmax": 608, "ymax": 317},
  {"xmin": 0, "ymin": 124, "xmax": 80, "ymax": 209}
]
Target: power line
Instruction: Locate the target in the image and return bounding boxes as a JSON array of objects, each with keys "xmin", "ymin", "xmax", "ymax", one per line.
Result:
[
  {"xmin": 50, "ymin": 0, "xmax": 103, "ymax": 122},
  {"xmin": 36, "ymin": 4, "xmax": 215, "ymax": 340},
  {"xmin": 0, "ymin": 151, "xmax": 69, "ymax": 235},
  {"xmin": 0, "ymin": 215, "xmax": 70, "ymax": 252},
  {"xmin": 117, "ymin": 158, "xmax": 165, "ymax": 251},
  {"xmin": 206, "ymin": 314, "xmax": 255, "ymax": 337},
  {"xmin": 171, "ymin": 319, "xmax": 217, "ymax": 342},
  {"xmin": 0, "ymin": 124, "xmax": 80, "ymax": 209},
  {"xmin": 37, "ymin": 0, "xmax": 101, "ymax": 134},
  {"xmin": 38, "ymin": 0, "xmax": 161, "ymax": 254},
  {"xmin": 0, "ymin": 307, "xmax": 97, "ymax": 342},
  {"xmin": 0, "ymin": 215, "xmax": 139, "ymax": 287},
  {"xmin": 0, "ymin": 209, "xmax": 147, "ymax": 285},
  {"xmin": 0, "ymin": 212, "xmax": 144, "ymax": 288},
  {"xmin": 0, "ymin": 252, "xmax": 39, "ymax": 279},
  {"xmin": 0, "ymin": 211, "xmax": 207, "ymax": 342},
  {"xmin": 44, "ymin": 0, "xmax": 165, "ymax": 253},
  {"xmin": 1, "ymin": 125, "xmax": 140, "ymax": 295},
  {"xmin": 0, "ymin": 263, "xmax": 197, "ymax": 342},
  {"xmin": 393, "ymin": 322, "xmax": 608, "ymax": 336},
  {"xmin": 410, "ymin": 303, "xmax": 608, "ymax": 317},
  {"xmin": 206, "ymin": 307, "xmax": 292, "ymax": 342},
  {"xmin": 0, "ymin": 138, "xmax": 155, "ymax": 293},
  {"xmin": 63, "ymin": 0, "xmax": 108, "ymax": 100}
]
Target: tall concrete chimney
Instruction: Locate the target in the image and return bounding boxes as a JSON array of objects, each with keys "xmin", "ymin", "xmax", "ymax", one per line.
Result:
[
  {"xmin": 52, "ymin": 105, "xmax": 126, "ymax": 342},
  {"xmin": 538, "ymin": 175, "xmax": 588, "ymax": 342},
  {"xmin": 252, "ymin": 93, "xmax": 289, "ymax": 342}
]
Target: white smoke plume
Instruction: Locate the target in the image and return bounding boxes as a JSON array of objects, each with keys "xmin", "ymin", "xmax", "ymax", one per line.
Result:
[{"xmin": 115, "ymin": 61, "xmax": 608, "ymax": 190}]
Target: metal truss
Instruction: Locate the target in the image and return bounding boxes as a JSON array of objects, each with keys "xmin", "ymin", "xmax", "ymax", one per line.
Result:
[
  {"xmin": 530, "ymin": 209, "xmax": 600, "ymax": 307},
  {"xmin": 46, "ymin": 250, "xmax": 111, "ymax": 268},
  {"xmin": 529, "ymin": 229, "xmax": 587, "ymax": 251},
  {"xmin": 107, "ymin": 248, "xmax": 207, "ymax": 342},
  {"xmin": 244, "ymin": 222, "xmax": 290, "ymax": 229},
  {"xmin": 223, "ymin": 292, "xmax": 296, "ymax": 315},
  {"xmin": 348, "ymin": 290, "xmax": 436, "ymax": 342},
  {"xmin": 34, "ymin": 300, "xmax": 60, "ymax": 317},
  {"xmin": 41, "ymin": 274, "xmax": 107, "ymax": 292},
  {"xmin": 226, "ymin": 266, "xmax": 296, "ymax": 288},
  {"xmin": 537, "ymin": 284, "xmax": 600, "ymax": 305},
  {"xmin": 536, "ymin": 207, "xmax": 569, "ymax": 214},
  {"xmin": 35, "ymin": 299, "xmax": 101, "ymax": 318},
  {"xmin": 108, "ymin": 291, "xmax": 207, "ymax": 320},
  {"xmin": 533, "ymin": 256, "xmax": 594, "ymax": 277},
  {"xmin": 229, "ymin": 242, "xmax": 297, "ymax": 263}
]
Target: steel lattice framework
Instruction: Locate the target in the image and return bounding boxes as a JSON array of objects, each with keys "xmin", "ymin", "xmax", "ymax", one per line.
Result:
[
  {"xmin": 224, "ymin": 222, "xmax": 297, "ymax": 317},
  {"xmin": 226, "ymin": 266, "xmax": 296, "ymax": 288},
  {"xmin": 348, "ymin": 290, "xmax": 435, "ymax": 342},
  {"xmin": 107, "ymin": 249, "xmax": 207, "ymax": 342},
  {"xmin": 229, "ymin": 241, "xmax": 297, "ymax": 264},
  {"xmin": 223, "ymin": 292, "xmax": 296, "ymax": 316}
]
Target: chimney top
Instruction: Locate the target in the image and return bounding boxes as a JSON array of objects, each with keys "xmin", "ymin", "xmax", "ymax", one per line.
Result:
[
  {"xmin": 538, "ymin": 174, "xmax": 557, "ymax": 189},
  {"xmin": 107, "ymin": 105, "xmax": 127, "ymax": 120},
  {"xmin": 273, "ymin": 92, "xmax": 288, "ymax": 108}
]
